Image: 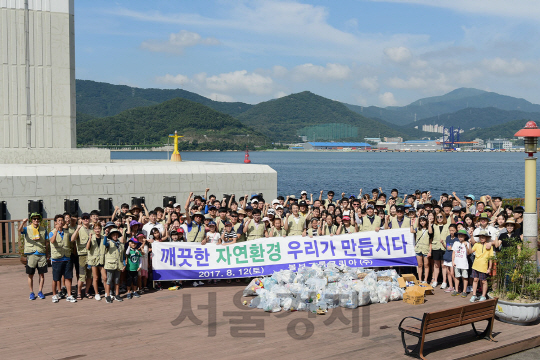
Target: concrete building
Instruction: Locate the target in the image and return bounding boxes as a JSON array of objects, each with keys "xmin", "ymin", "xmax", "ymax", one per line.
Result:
[
  {"xmin": 302, "ymin": 142, "xmax": 372, "ymax": 150},
  {"xmin": 1, "ymin": 0, "xmax": 76, "ymax": 149},
  {"xmin": 377, "ymin": 140, "xmax": 442, "ymax": 151},
  {"xmin": 486, "ymin": 139, "xmax": 512, "ymax": 150},
  {"xmin": 383, "ymin": 137, "xmax": 403, "ymax": 143}
]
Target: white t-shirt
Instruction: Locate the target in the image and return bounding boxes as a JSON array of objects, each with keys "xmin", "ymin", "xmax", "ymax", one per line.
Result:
[
  {"xmin": 206, "ymin": 232, "xmax": 220, "ymax": 245},
  {"xmin": 452, "ymin": 241, "xmax": 470, "ymax": 269},
  {"xmin": 142, "ymin": 222, "xmax": 164, "ymax": 238},
  {"xmin": 473, "ymin": 225, "xmax": 497, "ymax": 243}
]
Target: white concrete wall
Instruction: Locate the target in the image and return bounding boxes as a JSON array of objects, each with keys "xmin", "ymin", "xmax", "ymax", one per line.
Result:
[
  {"xmin": 0, "ymin": 148, "xmax": 111, "ymax": 163},
  {"xmin": 0, "ymin": 0, "xmax": 75, "ymax": 149},
  {"xmin": 0, "ymin": 160, "xmax": 278, "ymax": 219}
]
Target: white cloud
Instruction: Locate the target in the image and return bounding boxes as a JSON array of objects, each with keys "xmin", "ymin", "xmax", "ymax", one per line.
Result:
[
  {"xmin": 155, "ymin": 74, "xmax": 190, "ymax": 85},
  {"xmin": 141, "ymin": 30, "xmax": 219, "ymax": 54},
  {"xmin": 272, "ymin": 65, "xmax": 288, "ymax": 78},
  {"xmin": 359, "ymin": 76, "xmax": 379, "ymax": 93},
  {"xmin": 370, "ymin": 0, "xmax": 540, "ymax": 20},
  {"xmin": 291, "ymin": 63, "xmax": 351, "ymax": 82},
  {"xmin": 156, "ymin": 70, "xmax": 274, "ymax": 96},
  {"xmin": 481, "ymin": 58, "xmax": 531, "ymax": 76},
  {"xmin": 274, "ymin": 91, "xmax": 288, "ymax": 99},
  {"xmin": 387, "ymin": 76, "xmax": 428, "ymax": 89},
  {"xmin": 379, "ymin": 92, "xmax": 398, "ymax": 106},
  {"xmin": 384, "ymin": 46, "xmax": 412, "ymax": 63}
]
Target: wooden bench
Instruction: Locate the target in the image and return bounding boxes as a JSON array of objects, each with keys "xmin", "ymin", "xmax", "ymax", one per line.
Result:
[{"xmin": 398, "ymin": 298, "xmax": 498, "ymax": 360}]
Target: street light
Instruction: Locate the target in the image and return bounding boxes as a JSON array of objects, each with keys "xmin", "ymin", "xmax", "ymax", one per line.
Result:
[{"xmin": 514, "ymin": 121, "xmax": 540, "ymax": 263}]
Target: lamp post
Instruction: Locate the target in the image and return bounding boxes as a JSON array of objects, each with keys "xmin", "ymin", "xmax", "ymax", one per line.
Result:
[{"xmin": 514, "ymin": 121, "xmax": 540, "ymax": 264}]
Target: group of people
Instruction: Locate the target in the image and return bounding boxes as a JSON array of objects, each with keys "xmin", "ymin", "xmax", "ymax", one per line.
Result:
[{"xmin": 21, "ymin": 187, "xmax": 524, "ymax": 304}]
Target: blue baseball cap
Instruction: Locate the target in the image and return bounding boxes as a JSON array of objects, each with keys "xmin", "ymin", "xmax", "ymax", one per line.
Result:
[
  {"xmin": 465, "ymin": 194, "xmax": 475, "ymax": 200},
  {"xmin": 208, "ymin": 221, "xmax": 216, "ymax": 226}
]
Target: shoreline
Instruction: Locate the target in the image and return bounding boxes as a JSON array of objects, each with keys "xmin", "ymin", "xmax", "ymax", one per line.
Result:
[{"xmin": 106, "ymin": 148, "xmax": 521, "ymax": 153}]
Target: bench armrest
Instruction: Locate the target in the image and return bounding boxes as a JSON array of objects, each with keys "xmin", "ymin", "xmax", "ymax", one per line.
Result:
[{"xmin": 398, "ymin": 316, "xmax": 423, "ymax": 331}]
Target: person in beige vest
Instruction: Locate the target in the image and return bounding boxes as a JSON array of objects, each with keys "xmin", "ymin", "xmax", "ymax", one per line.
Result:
[
  {"xmin": 244, "ymin": 209, "xmax": 268, "ymax": 240},
  {"xmin": 337, "ymin": 215, "xmax": 358, "ymax": 234},
  {"xmin": 270, "ymin": 217, "xmax": 286, "ymax": 237},
  {"xmin": 428, "ymin": 212, "xmax": 450, "ymax": 288},
  {"xmin": 71, "ymin": 212, "xmax": 94, "ymax": 300},
  {"xmin": 284, "ymin": 204, "xmax": 307, "ymax": 237},
  {"xmin": 384, "ymin": 205, "xmax": 411, "ymax": 230},
  {"xmin": 49, "ymin": 214, "xmax": 77, "ymax": 303},
  {"xmin": 361, "ymin": 204, "xmax": 381, "ymax": 232},
  {"xmin": 319, "ymin": 214, "xmax": 337, "ymax": 236},
  {"xmin": 18, "ymin": 213, "xmax": 48, "ymax": 300}
]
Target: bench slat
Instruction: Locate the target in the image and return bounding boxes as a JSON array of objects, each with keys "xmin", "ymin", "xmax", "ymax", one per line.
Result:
[
  {"xmin": 461, "ymin": 315, "xmax": 494, "ymax": 325},
  {"xmin": 425, "ymin": 307, "xmax": 463, "ymax": 320},
  {"xmin": 425, "ymin": 322, "xmax": 463, "ymax": 333},
  {"xmin": 463, "ymin": 300, "xmax": 497, "ymax": 312},
  {"xmin": 425, "ymin": 313, "xmax": 462, "ymax": 325},
  {"xmin": 401, "ymin": 325, "xmax": 421, "ymax": 334},
  {"xmin": 462, "ymin": 309, "xmax": 495, "ymax": 321}
]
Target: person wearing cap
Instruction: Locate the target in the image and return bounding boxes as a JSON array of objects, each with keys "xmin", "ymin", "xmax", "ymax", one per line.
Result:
[
  {"xmin": 244, "ymin": 209, "xmax": 268, "ymax": 240},
  {"xmin": 337, "ymin": 215, "xmax": 357, "ymax": 234},
  {"xmin": 184, "ymin": 192, "xmax": 206, "ymax": 242},
  {"xmin": 284, "ymin": 203, "xmax": 307, "ymax": 237},
  {"xmin": 384, "ymin": 205, "xmax": 410, "ymax": 230},
  {"xmin": 470, "ymin": 230, "xmax": 493, "ymax": 302},
  {"xmin": 71, "ymin": 212, "xmax": 93, "ymax": 300},
  {"xmin": 271, "ymin": 199, "xmax": 280, "ymax": 209},
  {"xmin": 450, "ymin": 206, "xmax": 462, "ymax": 224},
  {"xmin": 102, "ymin": 228, "xmax": 125, "ymax": 303},
  {"xmin": 455, "ymin": 194, "xmax": 476, "ymax": 214},
  {"xmin": 18, "ymin": 213, "xmax": 48, "ymax": 300},
  {"xmin": 452, "ymin": 229, "xmax": 473, "ymax": 297},
  {"xmin": 360, "ymin": 204, "xmax": 381, "ymax": 232},
  {"xmin": 48, "ymin": 214, "xmax": 77, "ymax": 303},
  {"xmin": 202, "ymin": 221, "xmax": 220, "ymax": 245},
  {"xmin": 300, "ymin": 190, "xmax": 311, "ymax": 205},
  {"xmin": 85, "ymin": 221, "xmax": 107, "ymax": 301},
  {"xmin": 207, "ymin": 205, "xmax": 218, "ymax": 219},
  {"xmin": 125, "ymin": 237, "xmax": 144, "ymax": 299}
]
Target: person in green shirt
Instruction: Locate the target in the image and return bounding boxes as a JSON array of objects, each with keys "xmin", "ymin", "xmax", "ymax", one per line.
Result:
[
  {"xmin": 125, "ymin": 238, "xmax": 143, "ymax": 299},
  {"xmin": 18, "ymin": 213, "xmax": 48, "ymax": 301}
]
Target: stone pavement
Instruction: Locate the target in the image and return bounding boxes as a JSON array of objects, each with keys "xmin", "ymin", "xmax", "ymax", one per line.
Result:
[{"xmin": 0, "ymin": 261, "xmax": 539, "ymax": 360}]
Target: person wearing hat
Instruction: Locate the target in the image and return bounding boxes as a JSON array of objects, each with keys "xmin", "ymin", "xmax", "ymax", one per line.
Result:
[
  {"xmin": 360, "ymin": 204, "xmax": 381, "ymax": 232},
  {"xmin": 469, "ymin": 230, "xmax": 493, "ymax": 302},
  {"xmin": 452, "ymin": 229, "xmax": 473, "ymax": 297},
  {"xmin": 49, "ymin": 214, "xmax": 77, "ymax": 303},
  {"xmin": 71, "ymin": 212, "xmax": 93, "ymax": 300},
  {"xmin": 202, "ymin": 221, "xmax": 220, "ymax": 245},
  {"xmin": 494, "ymin": 218, "xmax": 522, "ymax": 251},
  {"xmin": 18, "ymin": 212, "xmax": 48, "ymax": 300},
  {"xmin": 102, "ymin": 228, "xmax": 125, "ymax": 303},
  {"xmin": 207, "ymin": 205, "xmax": 218, "ymax": 220},
  {"xmin": 450, "ymin": 206, "xmax": 462, "ymax": 224},
  {"xmin": 385, "ymin": 205, "xmax": 410, "ymax": 230},
  {"xmin": 454, "ymin": 194, "xmax": 476, "ymax": 214},
  {"xmin": 125, "ymin": 237, "xmax": 144, "ymax": 299},
  {"xmin": 300, "ymin": 190, "xmax": 310, "ymax": 205},
  {"xmin": 184, "ymin": 192, "xmax": 206, "ymax": 242},
  {"xmin": 513, "ymin": 206, "xmax": 524, "ymax": 226}
]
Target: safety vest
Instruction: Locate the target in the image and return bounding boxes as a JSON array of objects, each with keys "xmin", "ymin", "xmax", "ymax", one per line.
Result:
[
  {"xmin": 232, "ymin": 223, "xmax": 246, "ymax": 242},
  {"xmin": 217, "ymin": 218, "xmax": 228, "ymax": 233},
  {"xmin": 432, "ymin": 223, "xmax": 450, "ymax": 251},
  {"xmin": 186, "ymin": 222, "xmax": 205, "ymax": 242},
  {"xmin": 321, "ymin": 223, "xmax": 337, "ymax": 235},
  {"xmin": 361, "ymin": 215, "xmax": 381, "ymax": 232},
  {"xmin": 390, "ymin": 217, "xmax": 411, "ymax": 229},
  {"xmin": 246, "ymin": 221, "xmax": 265, "ymax": 241},
  {"xmin": 271, "ymin": 228, "xmax": 286, "ymax": 237},
  {"xmin": 76, "ymin": 226, "xmax": 91, "ymax": 255},
  {"xmin": 23, "ymin": 225, "xmax": 47, "ymax": 254},
  {"xmin": 103, "ymin": 239, "xmax": 124, "ymax": 271},
  {"xmin": 414, "ymin": 228, "xmax": 430, "ymax": 255},
  {"xmin": 286, "ymin": 215, "xmax": 306, "ymax": 236},
  {"xmin": 342, "ymin": 224, "xmax": 357, "ymax": 234},
  {"xmin": 87, "ymin": 233, "xmax": 106, "ymax": 266},
  {"xmin": 50, "ymin": 230, "xmax": 71, "ymax": 260}
]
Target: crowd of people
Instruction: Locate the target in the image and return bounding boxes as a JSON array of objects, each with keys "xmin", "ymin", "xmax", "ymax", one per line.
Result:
[{"xmin": 20, "ymin": 187, "xmax": 524, "ymax": 304}]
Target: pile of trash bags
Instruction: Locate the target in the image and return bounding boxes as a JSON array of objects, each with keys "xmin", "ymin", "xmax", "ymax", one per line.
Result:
[{"xmin": 243, "ymin": 263, "xmax": 405, "ymax": 313}]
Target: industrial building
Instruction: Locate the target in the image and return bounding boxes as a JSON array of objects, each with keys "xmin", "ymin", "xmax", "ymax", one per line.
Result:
[
  {"xmin": 377, "ymin": 140, "xmax": 442, "ymax": 151},
  {"xmin": 301, "ymin": 142, "xmax": 372, "ymax": 150}
]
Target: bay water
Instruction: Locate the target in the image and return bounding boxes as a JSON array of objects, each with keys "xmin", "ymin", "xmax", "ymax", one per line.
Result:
[{"xmin": 111, "ymin": 151, "xmax": 538, "ymax": 199}]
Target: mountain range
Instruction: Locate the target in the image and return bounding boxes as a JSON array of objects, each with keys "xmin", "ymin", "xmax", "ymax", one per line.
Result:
[{"xmin": 75, "ymin": 80, "xmax": 540, "ymax": 147}]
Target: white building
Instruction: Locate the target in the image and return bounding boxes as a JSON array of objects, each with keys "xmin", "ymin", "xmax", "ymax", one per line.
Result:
[{"xmin": 486, "ymin": 139, "xmax": 512, "ymax": 150}]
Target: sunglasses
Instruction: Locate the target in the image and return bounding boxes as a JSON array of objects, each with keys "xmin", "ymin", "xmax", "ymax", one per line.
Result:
[{"xmin": 437, "ymin": 216, "xmax": 443, "ymax": 219}]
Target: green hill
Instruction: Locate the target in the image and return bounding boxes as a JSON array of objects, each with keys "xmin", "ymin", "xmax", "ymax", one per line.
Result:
[
  {"xmin": 237, "ymin": 91, "xmax": 408, "ymax": 142},
  {"xmin": 403, "ymin": 107, "xmax": 540, "ymax": 131},
  {"xmin": 345, "ymin": 88, "xmax": 540, "ymax": 126},
  {"xmin": 77, "ymin": 98, "xmax": 267, "ymax": 148},
  {"xmin": 76, "ymin": 79, "xmax": 253, "ymax": 118},
  {"xmin": 460, "ymin": 119, "xmax": 529, "ymax": 142}
]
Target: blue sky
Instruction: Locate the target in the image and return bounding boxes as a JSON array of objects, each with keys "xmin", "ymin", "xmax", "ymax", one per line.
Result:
[{"xmin": 75, "ymin": 0, "xmax": 540, "ymax": 106}]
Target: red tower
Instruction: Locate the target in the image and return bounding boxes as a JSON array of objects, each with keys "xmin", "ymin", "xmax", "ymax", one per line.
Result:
[{"xmin": 244, "ymin": 146, "xmax": 251, "ymax": 163}]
